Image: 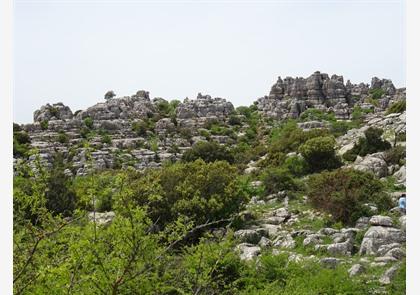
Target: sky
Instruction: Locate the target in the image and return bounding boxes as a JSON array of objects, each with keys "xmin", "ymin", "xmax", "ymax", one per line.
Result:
[{"xmin": 13, "ymin": 0, "xmax": 405, "ymax": 123}]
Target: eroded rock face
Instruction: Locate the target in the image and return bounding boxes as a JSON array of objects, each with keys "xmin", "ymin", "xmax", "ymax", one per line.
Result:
[
  {"xmin": 76, "ymin": 91, "xmax": 156, "ymax": 121},
  {"xmin": 351, "ymin": 152, "xmax": 388, "ymax": 178},
  {"xmin": 359, "ymin": 226, "xmax": 405, "ymax": 255},
  {"xmin": 34, "ymin": 103, "xmax": 73, "ymax": 122},
  {"xmin": 348, "ymin": 264, "xmax": 365, "ymax": 277},
  {"xmin": 236, "ymin": 243, "xmax": 261, "ymax": 261},
  {"xmin": 176, "ymin": 94, "xmax": 234, "ymax": 120},
  {"xmin": 87, "ymin": 211, "xmax": 115, "ymax": 226},
  {"xmin": 257, "ymin": 71, "xmax": 404, "ymax": 120}
]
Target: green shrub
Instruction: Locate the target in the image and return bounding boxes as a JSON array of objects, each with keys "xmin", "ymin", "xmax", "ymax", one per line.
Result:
[
  {"xmin": 343, "ymin": 127, "xmax": 392, "ymax": 162},
  {"xmin": 261, "ymin": 167, "xmax": 297, "ymax": 195},
  {"xmin": 40, "ymin": 120, "xmax": 49, "ymax": 130},
  {"xmin": 384, "ymin": 145, "xmax": 406, "ymax": 166},
  {"xmin": 307, "ymin": 168, "xmax": 392, "ymax": 224},
  {"xmin": 386, "ymin": 100, "xmax": 406, "ymax": 114},
  {"xmin": 298, "ymin": 136, "xmax": 341, "ymax": 173},
  {"xmin": 57, "ymin": 131, "xmax": 69, "ymax": 144},
  {"xmin": 299, "ymin": 108, "xmax": 336, "ymax": 122},
  {"xmin": 128, "ymin": 160, "xmax": 250, "ymax": 227},
  {"xmin": 45, "ymin": 153, "xmax": 76, "ymax": 217},
  {"xmin": 84, "ymin": 117, "xmax": 94, "ymax": 129},
  {"xmin": 132, "ymin": 120, "xmax": 149, "ymax": 136},
  {"xmin": 369, "ymin": 88, "xmax": 385, "ymax": 100},
  {"xmin": 396, "ymin": 132, "xmax": 406, "ymax": 142},
  {"xmin": 228, "ymin": 115, "xmax": 242, "ymax": 126},
  {"xmin": 13, "ymin": 130, "xmax": 31, "ymax": 158},
  {"xmin": 329, "ymin": 120, "xmax": 360, "ymax": 137},
  {"xmin": 269, "ymin": 121, "xmax": 331, "ymax": 154},
  {"xmin": 182, "ymin": 141, "xmax": 234, "ymax": 164},
  {"xmin": 283, "ymin": 156, "xmax": 309, "ymax": 177},
  {"xmin": 101, "ymin": 134, "xmax": 112, "ymax": 144}
]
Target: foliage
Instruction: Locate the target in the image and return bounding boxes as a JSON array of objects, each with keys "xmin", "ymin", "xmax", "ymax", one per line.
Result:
[
  {"xmin": 228, "ymin": 115, "xmax": 242, "ymax": 126},
  {"xmin": 369, "ymin": 88, "xmax": 385, "ymax": 100},
  {"xmin": 57, "ymin": 131, "xmax": 69, "ymax": 144},
  {"xmin": 329, "ymin": 120, "xmax": 360, "ymax": 137},
  {"xmin": 44, "ymin": 153, "xmax": 77, "ymax": 217},
  {"xmin": 299, "ymin": 136, "xmax": 342, "ymax": 173},
  {"xmin": 386, "ymin": 100, "xmax": 406, "ymax": 114},
  {"xmin": 269, "ymin": 120, "xmax": 330, "ymax": 154},
  {"xmin": 101, "ymin": 133, "xmax": 112, "ymax": 144},
  {"xmin": 84, "ymin": 117, "xmax": 94, "ymax": 129},
  {"xmin": 40, "ymin": 120, "xmax": 49, "ymax": 130},
  {"xmin": 104, "ymin": 90, "xmax": 116, "ymax": 100},
  {"xmin": 13, "ymin": 128, "xmax": 31, "ymax": 158},
  {"xmin": 307, "ymin": 168, "xmax": 392, "ymax": 224},
  {"xmin": 283, "ymin": 155, "xmax": 309, "ymax": 177},
  {"xmin": 299, "ymin": 108, "xmax": 336, "ymax": 122},
  {"xmin": 343, "ymin": 127, "xmax": 392, "ymax": 162},
  {"xmin": 182, "ymin": 141, "xmax": 234, "ymax": 164},
  {"xmin": 383, "ymin": 145, "xmax": 406, "ymax": 166},
  {"xmin": 261, "ymin": 167, "xmax": 297, "ymax": 195},
  {"xmin": 127, "ymin": 160, "xmax": 250, "ymax": 227}
]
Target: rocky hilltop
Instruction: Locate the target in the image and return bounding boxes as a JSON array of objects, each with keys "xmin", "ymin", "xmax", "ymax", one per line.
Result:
[
  {"xmin": 257, "ymin": 71, "xmax": 405, "ymax": 119},
  {"xmin": 14, "ymin": 71, "xmax": 406, "ymax": 179}
]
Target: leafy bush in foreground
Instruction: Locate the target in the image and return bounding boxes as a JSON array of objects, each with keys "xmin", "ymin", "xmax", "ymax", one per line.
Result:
[
  {"xmin": 128, "ymin": 160, "xmax": 250, "ymax": 227},
  {"xmin": 307, "ymin": 168, "xmax": 392, "ymax": 224}
]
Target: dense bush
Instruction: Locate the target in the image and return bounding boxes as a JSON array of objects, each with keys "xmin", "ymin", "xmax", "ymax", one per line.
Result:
[
  {"xmin": 128, "ymin": 160, "xmax": 250, "ymax": 227},
  {"xmin": 299, "ymin": 136, "xmax": 341, "ymax": 173},
  {"xmin": 386, "ymin": 100, "xmax": 406, "ymax": 114},
  {"xmin": 384, "ymin": 145, "xmax": 406, "ymax": 166},
  {"xmin": 40, "ymin": 120, "xmax": 49, "ymax": 130},
  {"xmin": 261, "ymin": 167, "xmax": 297, "ymax": 195},
  {"xmin": 307, "ymin": 168, "xmax": 392, "ymax": 224},
  {"xmin": 182, "ymin": 141, "xmax": 234, "ymax": 164},
  {"xmin": 369, "ymin": 88, "xmax": 385, "ymax": 100},
  {"xmin": 283, "ymin": 155, "xmax": 309, "ymax": 177},
  {"xmin": 104, "ymin": 90, "xmax": 116, "ymax": 100},
  {"xmin": 57, "ymin": 131, "xmax": 69, "ymax": 144},
  {"xmin": 84, "ymin": 117, "xmax": 94, "ymax": 129},
  {"xmin": 45, "ymin": 154, "xmax": 77, "ymax": 217},
  {"xmin": 343, "ymin": 127, "xmax": 391, "ymax": 161},
  {"xmin": 299, "ymin": 108, "xmax": 336, "ymax": 122},
  {"xmin": 269, "ymin": 121, "xmax": 330, "ymax": 154},
  {"xmin": 228, "ymin": 115, "xmax": 242, "ymax": 126},
  {"xmin": 13, "ymin": 127, "xmax": 31, "ymax": 158}
]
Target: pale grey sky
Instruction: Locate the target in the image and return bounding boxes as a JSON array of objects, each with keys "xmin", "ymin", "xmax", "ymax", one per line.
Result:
[{"xmin": 14, "ymin": 0, "xmax": 405, "ymax": 123}]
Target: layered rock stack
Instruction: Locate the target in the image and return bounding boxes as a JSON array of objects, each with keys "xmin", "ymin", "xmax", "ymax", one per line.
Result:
[{"xmin": 256, "ymin": 71, "xmax": 405, "ymax": 120}]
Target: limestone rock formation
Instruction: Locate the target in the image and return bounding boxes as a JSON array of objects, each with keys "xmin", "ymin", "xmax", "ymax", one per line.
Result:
[
  {"xmin": 34, "ymin": 102, "xmax": 73, "ymax": 122},
  {"xmin": 256, "ymin": 71, "xmax": 405, "ymax": 120}
]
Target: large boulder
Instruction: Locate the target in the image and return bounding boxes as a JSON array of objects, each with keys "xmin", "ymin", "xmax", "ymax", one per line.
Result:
[
  {"xmin": 34, "ymin": 102, "xmax": 73, "ymax": 122},
  {"xmin": 176, "ymin": 94, "xmax": 234, "ymax": 120},
  {"xmin": 234, "ymin": 229, "xmax": 265, "ymax": 244},
  {"xmin": 369, "ymin": 215, "xmax": 394, "ymax": 227},
  {"xmin": 76, "ymin": 91, "xmax": 156, "ymax": 121},
  {"xmin": 236, "ymin": 243, "xmax": 261, "ymax": 261},
  {"xmin": 359, "ymin": 226, "xmax": 405, "ymax": 255},
  {"xmin": 352, "ymin": 152, "xmax": 388, "ymax": 178}
]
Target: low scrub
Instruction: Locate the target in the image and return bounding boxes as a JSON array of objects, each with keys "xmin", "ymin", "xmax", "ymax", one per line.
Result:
[{"xmin": 307, "ymin": 168, "xmax": 392, "ymax": 224}]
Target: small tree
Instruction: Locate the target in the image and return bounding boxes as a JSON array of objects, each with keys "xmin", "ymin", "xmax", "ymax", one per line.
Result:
[
  {"xmin": 104, "ymin": 90, "xmax": 116, "ymax": 100},
  {"xmin": 261, "ymin": 167, "xmax": 297, "ymax": 195},
  {"xmin": 307, "ymin": 168, "xmax": 392, "ymax": 224},
  {"xmin": 299, "ymin": 136, "xmax": 341, "ymax": 173}
]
